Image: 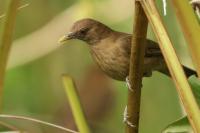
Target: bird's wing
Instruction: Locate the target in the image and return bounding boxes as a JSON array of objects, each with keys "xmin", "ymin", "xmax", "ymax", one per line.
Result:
[
  {"xmin": 117, "ymin": 33, "xmax": 196, "ymax": 77},
  {"xmin": 118, "ymin": 34, "xmax": 132, "ymax": 56},
  {"xmin": 118, "ymin": 32, "xmax": 162, "ymax": 57},
  {"xmin": 145, "ymin": 39, "xmax": 162, "ymax": 57}
]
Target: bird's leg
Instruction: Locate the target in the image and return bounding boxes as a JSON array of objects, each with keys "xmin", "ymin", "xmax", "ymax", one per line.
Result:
[
  {"xmin": 126, "ymin": 76, "xmax": 133, "ymax": 92},
  {"xmin": 190, "ymin": 0, "xmax": 200, "ymax": 19},
  {"xmin": 123, "ymin": 106, "xmax": 137, "ymax": 128}
]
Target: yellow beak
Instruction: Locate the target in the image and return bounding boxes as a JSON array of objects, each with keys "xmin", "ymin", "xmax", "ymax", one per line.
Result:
[{"xmin": 58, "ymin": 32, "xmax": 74, "ymax": 45}]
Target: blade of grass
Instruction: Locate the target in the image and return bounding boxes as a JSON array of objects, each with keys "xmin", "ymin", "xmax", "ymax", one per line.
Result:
[
  {"xmin": 170, "ymin": 0, "xmax": 200, "ymax": 77},
  {"xmin": 139, "ymin": 0, "xmax": 200, "ymax": 132},
  {"xmin": 0, "ymin": 0, "xmax": 20, "ymax": 109},
  {"xmin": 125, "ymin": 1, "xmax": 148, "ymax": 133},
  {"xmin": 62, "ymin": 75, "xmax": 91, "ymax": 133},
  {"xmin": 0, "ymin": 114, "xmax": 78, "ymax": 133}
]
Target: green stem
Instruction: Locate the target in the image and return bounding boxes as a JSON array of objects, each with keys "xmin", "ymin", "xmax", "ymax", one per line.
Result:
[
  {"xmin": 62, "ymin": 75, "xmax": 91, "ymax": 133},
  {"xmin": 0, "ymin": 0, "xmax": 20, "ymax": 110},
  {"xmin": 140, "ymin": 0, "xmax": 200, "ymax": 132},
  {"xmin": 170, "ymin": 0, "xmax": 200, "ymax": 77}
]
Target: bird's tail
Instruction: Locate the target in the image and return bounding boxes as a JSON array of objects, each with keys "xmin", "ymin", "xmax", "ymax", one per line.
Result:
[
  {"xmin": 159, "ymin": 66, "xmax": 197, "ymax": 78},
  {"xmin": 183, "ymin": 66, "xmax": 197, "ymax": 77},
  {"xmin": 146, "ymin": 39, "xmax": 197, "ymax": 77}
]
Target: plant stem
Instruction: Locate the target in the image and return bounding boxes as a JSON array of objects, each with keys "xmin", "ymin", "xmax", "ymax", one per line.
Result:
[
  {"xmin": 140, "ymin": 0, "xmax": 200, "ymax": 132},
  {"xmin": 170, "ymin": 0, "xmax": 200, "ymax": 77},
  {"xmin": 62, "ymin": 75, "xmax": 91, "ymax": 133},
  {"xmin": 126, "ymin": 1, "xmax": 148, "ymax": 133},
  {"xmin": 0, "ymin": 0, "xmax": 20, "ymax": 109}
]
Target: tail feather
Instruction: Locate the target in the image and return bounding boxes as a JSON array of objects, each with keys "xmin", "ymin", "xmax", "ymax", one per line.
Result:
[
  {"xmin": 183, "ymin": 66, "xmax": 197, "ymax": 77},
  {"xmin": 158, "ymin": 66, "xmax": 196, "ymax": 78},
  {"xmin": 146, "ymin": 39, "xmax": 197, "ymax": 77}
]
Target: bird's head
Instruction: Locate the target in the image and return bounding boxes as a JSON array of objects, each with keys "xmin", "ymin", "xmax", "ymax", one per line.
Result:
[{"xmin": 59, "ymin": 18, "xmax": 112, "ymax": 45}]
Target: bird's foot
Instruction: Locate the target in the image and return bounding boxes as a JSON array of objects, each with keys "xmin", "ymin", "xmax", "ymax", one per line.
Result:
[
  {"xmin": 123, "ymin": 106, "xmax": 137, "ymax": 128},
  {"xmin": 190, "ymin": 0, "xmax": 200, "ymax": 19},
  {"xmin": 126, "ymin": 77, "xmax": 133, "ymax": 92}
]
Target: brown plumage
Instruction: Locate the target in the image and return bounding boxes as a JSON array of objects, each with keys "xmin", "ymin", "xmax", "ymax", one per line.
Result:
[{"xmin": 59, "ymin": 18, "xmax": 196, "ymax": 81}]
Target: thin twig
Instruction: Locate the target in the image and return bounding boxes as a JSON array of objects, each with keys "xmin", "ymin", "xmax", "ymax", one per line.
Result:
[
  {"xmin": 125, "ymin": 1, "xmax": 148, "ymax": 133},
  {"xmin": 140, "ymin": 0, "xmax": 200, "ymax": 132},
  {"xmin": 0, "ymin": 114, "xmax": 78, "ymax": 133}
]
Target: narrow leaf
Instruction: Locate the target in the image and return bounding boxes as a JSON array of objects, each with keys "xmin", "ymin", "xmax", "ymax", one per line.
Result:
[
  {"xmin": 188, "ymin": 75, "xmax": 200, "ymax": 105},
  {"xmin": 162, "ymin": 116, "xmax": 193, "ymax": 133}
]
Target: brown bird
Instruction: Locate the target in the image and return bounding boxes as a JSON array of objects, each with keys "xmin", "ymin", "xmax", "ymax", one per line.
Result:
[{"xmin": 59, "ymin": 18, "xmax": 195, "ymax": 81}]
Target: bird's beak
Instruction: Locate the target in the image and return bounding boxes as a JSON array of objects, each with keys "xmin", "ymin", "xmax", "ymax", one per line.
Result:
[{"xmin": 58, "ymin": 32, "xmax": 75, "ymax": 44}]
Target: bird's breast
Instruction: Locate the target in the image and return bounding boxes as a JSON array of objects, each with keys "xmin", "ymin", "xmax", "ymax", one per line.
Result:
[{"xmin": 90, "ymin": 43, "xmax": 129, "ymax": 81}]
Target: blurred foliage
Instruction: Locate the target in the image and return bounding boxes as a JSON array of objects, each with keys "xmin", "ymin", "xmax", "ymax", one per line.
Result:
[
  {"xmin": 163, "ymin": 75, "xmax": 200, "ymax": 133},
  {"xmin": 0, "ymin": 0, "xmax": 196, "ymax": 132},
  {"xmin": 15, "ymin": 0, "xmax": 76, "ymax": 39}
]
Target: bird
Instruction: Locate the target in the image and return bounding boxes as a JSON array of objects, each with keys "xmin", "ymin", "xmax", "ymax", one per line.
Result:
[{"xmin": 59, "ymin": 18, "xmax": 196, "ymax": 81}]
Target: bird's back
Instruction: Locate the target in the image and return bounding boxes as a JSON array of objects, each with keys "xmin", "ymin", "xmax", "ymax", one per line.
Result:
[{"xmin": 89, "ymin": 31, "xmax": 166, "ymax": 81}]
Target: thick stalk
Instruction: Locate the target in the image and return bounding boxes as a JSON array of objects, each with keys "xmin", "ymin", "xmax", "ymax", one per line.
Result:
[{"xmin": 126, "ymin": 1, "xmax": 148, "ymax": 133}]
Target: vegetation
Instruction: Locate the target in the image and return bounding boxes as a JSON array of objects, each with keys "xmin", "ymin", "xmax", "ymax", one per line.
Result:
[{"xmin": 0, "ymin": 0, "xmax": 199, "ymax": 133}]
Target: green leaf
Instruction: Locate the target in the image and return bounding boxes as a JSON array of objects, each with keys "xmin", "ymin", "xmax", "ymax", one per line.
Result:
[
  {"xmin": 162, "ymin": 75, "xmax": 200, "ymax": 133},
  {"xmin": 188, "ymin": 75, "xmax": 200, "ymax": 106},
  {"xmin": 162, "ymin": 116, "xmax": 193, "ymax": 133}
]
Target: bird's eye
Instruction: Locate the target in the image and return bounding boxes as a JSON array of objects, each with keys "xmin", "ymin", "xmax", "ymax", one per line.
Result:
[{"xmin": 79, "ymin": 28, "xmax": 89, "ymax": 35}]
